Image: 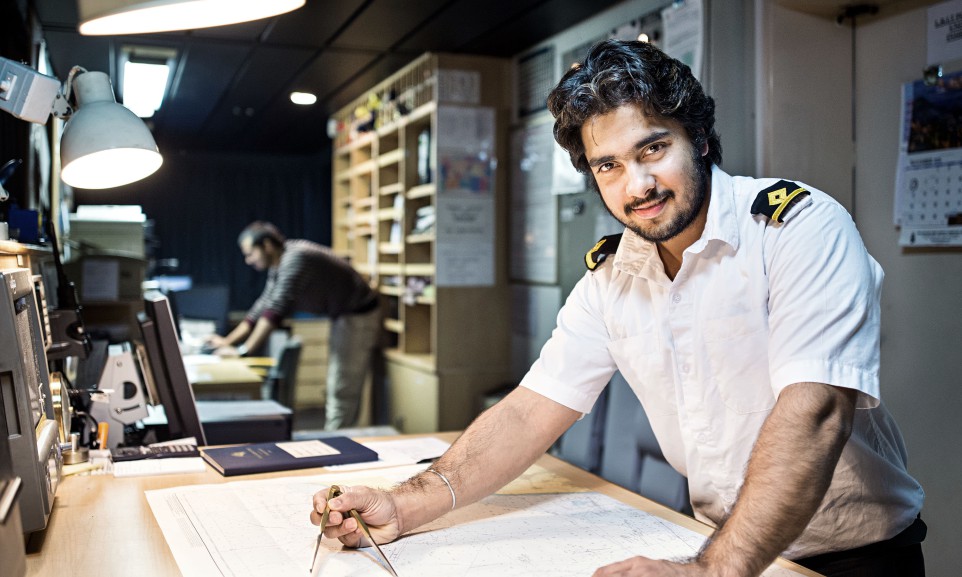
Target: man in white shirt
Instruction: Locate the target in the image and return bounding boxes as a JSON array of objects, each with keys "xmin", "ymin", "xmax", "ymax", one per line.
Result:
[{"xmin": 311, "ymin": 39, "xmax": 925, "ymax": 577}]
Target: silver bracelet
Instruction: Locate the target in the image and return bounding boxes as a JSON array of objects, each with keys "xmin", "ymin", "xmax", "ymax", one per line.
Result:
[
  {"xmin": 235, "ymin": 343, "xmax": 248, "ymax": 356},
  {"xmin": 426, "ymin": 468, "xmax": 456, "ymax": 510}
]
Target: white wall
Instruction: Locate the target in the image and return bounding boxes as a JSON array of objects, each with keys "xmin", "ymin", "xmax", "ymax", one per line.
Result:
[{"xmin": 761, "ymin": 3, "xmax": 962, "ymax": 575}]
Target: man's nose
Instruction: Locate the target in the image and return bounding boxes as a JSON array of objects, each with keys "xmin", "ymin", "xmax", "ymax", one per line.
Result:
[{"xmin": 625, "ymin": 162, "xmax": 655, "ymax": 198}]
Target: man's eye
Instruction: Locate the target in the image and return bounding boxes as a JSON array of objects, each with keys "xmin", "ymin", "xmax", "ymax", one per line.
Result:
[
  {"xmin": 646, "ymin": 143, "xmax": 666, "ymax": 155},
  {"xmin": 597, "ymin": 162, "xmax": 614, "ymax": 173}
]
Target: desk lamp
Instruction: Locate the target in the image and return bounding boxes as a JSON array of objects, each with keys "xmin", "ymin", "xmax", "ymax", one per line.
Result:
[{"xmin": 0, "ymin": 56, "xmax": 162, "ymax": 189}]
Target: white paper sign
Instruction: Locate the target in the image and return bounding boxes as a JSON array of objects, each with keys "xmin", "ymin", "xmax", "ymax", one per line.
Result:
[{"xmin": 928, "ymin": 0, "xmax": 962, "ymax": 66}]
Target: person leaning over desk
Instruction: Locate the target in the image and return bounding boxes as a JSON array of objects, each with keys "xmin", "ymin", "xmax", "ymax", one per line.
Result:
[
  {"xmin": 310, "ymin": 40, "xmax": 926, "ymax": 577},
  {"xmin": 207, "ymin": 221, "xmax": 380, "ymax": 430}
]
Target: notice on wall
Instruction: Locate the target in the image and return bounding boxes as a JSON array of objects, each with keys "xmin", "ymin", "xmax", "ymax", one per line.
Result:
[
  {"xmin": 436, "ymin": 105, "xmax": 496, "ymax": 286},
  {"xmin": 894, "ymin": 69, "xmax": 962, "ymax": 247},
  {"xmin": 927, "ymin": 0, "xmax": 962, "ymax": 66}
]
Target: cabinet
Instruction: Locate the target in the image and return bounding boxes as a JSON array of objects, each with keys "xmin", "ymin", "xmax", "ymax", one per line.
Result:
[{"xmin": 331, "ymin": 53, "xmax": 512, "ymax": 433}]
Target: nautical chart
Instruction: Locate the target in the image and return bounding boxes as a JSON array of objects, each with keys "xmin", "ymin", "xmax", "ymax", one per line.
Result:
[{"xmin": 146, "ymin": 464, "xmax": 802, "ymax": 577}]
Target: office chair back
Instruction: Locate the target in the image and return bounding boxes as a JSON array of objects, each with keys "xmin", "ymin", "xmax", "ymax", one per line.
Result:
[
  {"xmin": 267, "ymin": 336, "xmax": 302, "ymax": 409},
  {"xmin": 599, "ymin": 372, "xmax": 692, "ymax": 514},
  {"xmin": 551, "ymin": 386, "xmax": 608, "ymax": 474}
]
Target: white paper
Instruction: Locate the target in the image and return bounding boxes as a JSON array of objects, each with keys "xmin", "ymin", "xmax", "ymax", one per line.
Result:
[
  {"xmin": 927, "ymin": 0, "xmax": 962, "ymax": 66},
  {"xmin": 146, "ymin": 464, "xmax": 801, "ymax": 577},
  {"xmin": 277, "ymin": 440, "xmax": 341, "ymax": 458},
  {"xmin": 325, "ymin": 437, "xmax": 450, "ymax": 472},
  {"xmin": 112, "ymin": 457, "xmax": 207, "ymax": 478},
  {"xmin": 438, "ymin": 69, "xmax": 482, "ymax": 104},
  {"xmin": 435, "ymin": 196, "xmax": 495, "ymax": 286}
]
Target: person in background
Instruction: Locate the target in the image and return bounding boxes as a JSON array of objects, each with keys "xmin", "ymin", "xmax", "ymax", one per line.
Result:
[
  {"xmin": 309, "ymin": 40, "xmax": 925, "ymax": 577},
  {"xmin": 208, "ymin": 221, "xmax": 380, "ymax": 430}
]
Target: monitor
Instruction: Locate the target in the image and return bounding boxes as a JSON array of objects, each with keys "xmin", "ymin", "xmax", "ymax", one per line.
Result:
[{"xmin": 136, "ymin": 291, "xmax": 207, "ymax": 445}]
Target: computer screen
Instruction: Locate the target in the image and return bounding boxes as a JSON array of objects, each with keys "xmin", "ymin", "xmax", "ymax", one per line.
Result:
[{"xmin": 137, "ymin": 291, "xmax": 207, "ymax": 445}]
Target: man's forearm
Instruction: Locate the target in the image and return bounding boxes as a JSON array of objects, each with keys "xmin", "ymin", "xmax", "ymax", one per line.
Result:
[
  {"xmin": 391, "ymin": 386, "xmax": 580, "ymax": 534},
  {"xmin": 698, "ymin": 383, "xmax": 857, "ymax": 577}
]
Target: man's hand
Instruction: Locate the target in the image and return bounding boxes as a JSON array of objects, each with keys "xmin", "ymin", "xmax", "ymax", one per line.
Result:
[
  {"xmin": 593, "ymin": 556, "xmax": 709, "ymax": 576},
  {"xmin": 310, "ymin": 485, "xmax": 402, "ymax": 547}
]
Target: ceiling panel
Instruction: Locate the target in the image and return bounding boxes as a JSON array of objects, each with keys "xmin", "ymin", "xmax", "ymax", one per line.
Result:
[
  {"xmin": 396, "ymin": 0, "xmax": 546, "ymax": 54},
  {"xmin": 263, "ymin": 0, "xmax": 371, "ymax": 49},
  {"xmin": 156, "ymin": 41, "xmax": 252, "ymax": 132},
  {"xmin": 331, "ymin": 0, "xmax": 450, "ymax": 51},
  {"xmin": 294, "ymin": 48, "xmax": 383, "ymax": 102},
  {"xmin": 32, "ymin": 0, "xmax": 651, "ymax": 153}
]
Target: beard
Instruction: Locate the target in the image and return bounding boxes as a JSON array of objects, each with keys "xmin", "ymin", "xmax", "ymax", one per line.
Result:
[{"xmin": 604, "ymin": 153, "xmax": 710, "ymax": 243}]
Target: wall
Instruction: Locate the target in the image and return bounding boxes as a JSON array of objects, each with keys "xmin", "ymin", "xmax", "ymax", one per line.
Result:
[
  {"xmin": 761, "ymin": 3, "xmax": 962, "ymax": 575},
  {"xmin": 75, "ymin": 149, "xmax": 330, "ymax": 311},
  {"xmin": 858, "ymin": 8, "xmax": 962, "ymax": 577}
]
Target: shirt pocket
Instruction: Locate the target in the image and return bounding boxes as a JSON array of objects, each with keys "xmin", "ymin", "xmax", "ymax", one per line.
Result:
[
  {"xmin": 703, "ymin": 314, "xmax": 776, "ymax": 414},
  {"xmin": 607, "ymin": 335, "xmax": 677, "ymax": 416}
]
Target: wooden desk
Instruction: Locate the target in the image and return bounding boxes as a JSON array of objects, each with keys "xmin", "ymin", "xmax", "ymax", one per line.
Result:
[
  {"xmin": 185, "ymin": 358, "xmax": 264, "ymax": 400},
  {"xmin": 24, "ymin": 433, "xmax": 820, "ymax": 576}
]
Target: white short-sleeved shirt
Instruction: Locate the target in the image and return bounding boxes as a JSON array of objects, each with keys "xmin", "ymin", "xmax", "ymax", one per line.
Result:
[{"xmin": 520, "ymin": 166, "xmax": 924, "ymax": 559}]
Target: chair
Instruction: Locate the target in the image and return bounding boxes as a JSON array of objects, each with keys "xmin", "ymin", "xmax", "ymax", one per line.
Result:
[
  {"xmin": 551, "ymin": 386, "xmax": 608, "ymax": 474},
  {"xmin": 265, "ymin": 336, "xmax": 302, "ymax": 409},
  {"xmin": 599, "ymin": 372, "xmax": 692, "ymax": 514}
]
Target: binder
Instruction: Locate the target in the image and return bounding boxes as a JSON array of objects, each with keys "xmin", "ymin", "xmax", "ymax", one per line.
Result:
[{"xmin": 201, "ymin": 437, "xmax": 378, "ymax": 477}]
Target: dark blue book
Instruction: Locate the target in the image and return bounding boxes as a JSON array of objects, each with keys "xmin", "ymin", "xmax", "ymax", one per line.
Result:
[{"xmin": 201, "ymin": 437, "xmax": 378, "ymax": 476}]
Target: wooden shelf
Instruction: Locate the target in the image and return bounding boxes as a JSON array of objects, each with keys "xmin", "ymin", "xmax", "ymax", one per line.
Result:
[
  {"xmin": 384, "ymin": 318, "xmax": 404, "ymax": 333},
  {"xmin": 330, "ymin": 52, "xmax": 511, "ymax": 433},
  {"xmin": 407, "ymin": 183, "xmax": 435, "ymax": 199},
  {"xmin": 380, "ymin": 182, "xmax": 404, "ymax": 196},
  {"xmin": 406, "ymin": 233, "xmax": 434, "ymax": 244}
]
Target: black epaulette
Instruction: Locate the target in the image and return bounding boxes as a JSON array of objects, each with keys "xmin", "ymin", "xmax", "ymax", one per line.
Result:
[
  {"xmin": 750, "ymin": 180, "xmax": 810, "ymax": 223},
  {"xmin": 585, "ymin": 233, "xmax": 622, "ymax": 271}
]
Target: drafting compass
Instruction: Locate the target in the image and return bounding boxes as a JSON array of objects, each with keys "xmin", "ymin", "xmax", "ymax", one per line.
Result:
[{"xmin": 311, "ymin": 485, "xmax": 399, "ymax": 576}]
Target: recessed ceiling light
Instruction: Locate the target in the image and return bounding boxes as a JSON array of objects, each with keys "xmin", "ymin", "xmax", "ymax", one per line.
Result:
[{"xmin": 290, "ymin": 92, "xmax": 317, "ymax": 106}]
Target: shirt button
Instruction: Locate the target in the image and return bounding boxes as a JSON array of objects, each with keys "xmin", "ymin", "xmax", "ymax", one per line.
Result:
[
  {"xmin": 672, "ymin": 293, "xmax": 682, "ymax": 303},
  {"xmin": 696, "ymin": 432, "xmax": 710, "ymax": 443},
  {"xmin": 682, "ymin": 364, "xmax": 690, "ymax": 374},
  {"xmin": 723, "ymin": 493, "xmax": 735, "ymax": 505}
]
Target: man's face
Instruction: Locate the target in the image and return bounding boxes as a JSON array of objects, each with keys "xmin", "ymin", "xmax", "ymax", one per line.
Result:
[
  {"xmin": 240, "ymin": 237, "xmax": 272, "ymax": 271},
  {"xmin": 581, "ymin": 104, "xmax": 709, "ymax": 245}
]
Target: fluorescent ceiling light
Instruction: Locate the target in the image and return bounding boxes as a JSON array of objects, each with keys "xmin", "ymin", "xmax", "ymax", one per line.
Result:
[
  {"xmin": 290, "ymin": 92, "xmax": 317, "ymax": 106},
  {"xmin": 78, "ymin": 0, "xmax": 306, "ymax": 35},
  {"xmin": 123, "ymin": 60, "xmax": 170, "ymax": 118}
]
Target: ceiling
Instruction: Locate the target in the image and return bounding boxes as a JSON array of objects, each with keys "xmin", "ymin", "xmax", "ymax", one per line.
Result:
[{"xmin": 34, "ymin": 0, "xmax": 627, "ymax": 156}]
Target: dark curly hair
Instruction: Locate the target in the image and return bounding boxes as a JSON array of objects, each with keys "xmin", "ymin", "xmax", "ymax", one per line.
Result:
[{"xmin": 547, "ymin": 39, "xmax": 721, "ymax": 175}]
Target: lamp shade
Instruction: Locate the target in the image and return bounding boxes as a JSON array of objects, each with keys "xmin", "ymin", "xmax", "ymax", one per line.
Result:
[
  {"xmin": 60, "ymin": 71, "xmax": 163, "ymax": 189},
  {"xmin": 78, "ymin": 0, "xmax": 306, "ymax": 35}
]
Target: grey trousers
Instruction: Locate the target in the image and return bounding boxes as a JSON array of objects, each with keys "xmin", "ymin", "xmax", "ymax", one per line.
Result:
[{"xmin": 324, "ymin": 307, "xmax": 381, "ymax": 430}]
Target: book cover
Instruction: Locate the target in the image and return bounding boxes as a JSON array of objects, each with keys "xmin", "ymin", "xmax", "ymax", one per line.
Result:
[{"xmin": 201, "ymin": 437, "xmax": 378, "ymax": 477}]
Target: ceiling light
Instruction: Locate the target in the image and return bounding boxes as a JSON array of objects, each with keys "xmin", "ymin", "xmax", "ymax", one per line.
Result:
[
  {"xmin": 78, "ymin": 0, "xmax": 306, "ymax": 36},
  {"xmin": 123, "ymin": 60, "xmax": 170, "ymax": 117},
  {"xmin": 290, "ymin": 92, "xmax": 317, "ymax": 106}
]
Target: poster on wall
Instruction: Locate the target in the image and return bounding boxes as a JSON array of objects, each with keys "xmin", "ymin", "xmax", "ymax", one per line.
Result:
[
  {"xmin": 436, "ymin": 105, "xmax": 496, "ymax": 286},
  {"xmin": 894, "ymin": 69, "xmax": 962, "ymax": 247}
]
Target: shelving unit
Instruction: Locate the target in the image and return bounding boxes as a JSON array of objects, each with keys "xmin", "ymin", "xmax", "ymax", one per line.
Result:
[{"xmin": 331, "ymin": 53, "xmax": 511, "ymax": 433}]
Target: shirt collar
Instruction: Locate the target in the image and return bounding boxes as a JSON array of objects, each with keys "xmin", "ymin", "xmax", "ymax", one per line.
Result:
[{"xmin": 613, "ymin": 165, "xmax": 739, "ymax": 278}]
